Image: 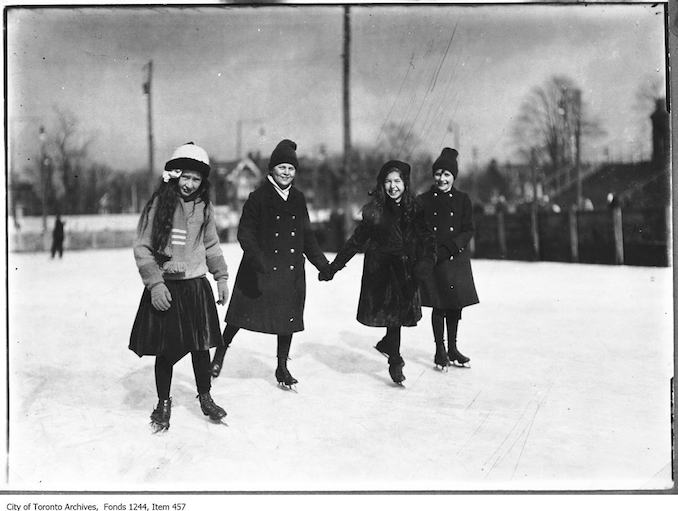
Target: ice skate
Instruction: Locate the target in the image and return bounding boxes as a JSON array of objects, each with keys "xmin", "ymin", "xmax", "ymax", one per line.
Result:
[
  {"xmin": 388, "ymin": 356, "xmax": 406, "ymax": 386},
  {"xmin": 434, "ymin": 342, "xmax": 451, "ymax": 372},
  {"xmin": 150, "ymin": 398, "xmax": 171, "ymax": 433},
  {"xmin": 210, "ymin": 346, "xmax": 228, "ymax": 378},
  {"xmin": 374, "ymin": 337, "xmax": 391, "ymax": 359},
  {"xmin": 275, "ymin": 366, "xmax": 298, "ymax": 392},
  {"xmin": 197, "ymin": 392, "xmax": 228, "ymax": 423},
  {"xmin": 448, "ymin": 340, "xmax": 470, "ymax": 368}
]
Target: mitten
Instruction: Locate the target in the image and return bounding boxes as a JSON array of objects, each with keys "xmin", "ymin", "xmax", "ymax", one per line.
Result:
[
  {"xmin": 150, "ymin": 282, "xmax": 172, "ymax": 311},
  {"xmin": 216, "ymin": 279, "xmax": 229, "ymax": 305},
  {"xmin": 318, "ymin": 261, "xmax": 340, "ymax": 282}
]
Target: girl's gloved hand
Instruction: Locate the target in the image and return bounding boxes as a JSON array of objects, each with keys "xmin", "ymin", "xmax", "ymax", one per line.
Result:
[
  {"xmin": 217, "ymin": 280, "xmax": 230, "ymax": 305},
  {"xmin": 150, "ymin": 283, "xmax": 172, "ymax": 311}
]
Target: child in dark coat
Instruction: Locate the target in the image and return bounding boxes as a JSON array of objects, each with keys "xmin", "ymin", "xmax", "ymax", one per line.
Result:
[
  {"xmin": 129, "ymin": 142, "xmax": 230, "ymax": 432},
  {"xmin": 210, "ymin": 139, "xmax": 331, "ymax": 390},
  {"xmin": 320, "ymin": 160, "xmax": 435, "ymax": 385},
  {"xmin": 417, "ymin": 148, "xmax": 479, "ymax": 368}
]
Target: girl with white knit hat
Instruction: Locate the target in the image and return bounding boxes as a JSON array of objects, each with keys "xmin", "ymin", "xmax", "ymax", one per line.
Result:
[{"xmin": 129, "ymin": 142, "xmax": 230, "ymax": 432}]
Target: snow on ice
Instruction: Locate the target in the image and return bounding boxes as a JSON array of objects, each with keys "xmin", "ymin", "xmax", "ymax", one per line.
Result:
[{"xmin": 3, "ymin": 244, "xmax": 674, "ymax": 492}]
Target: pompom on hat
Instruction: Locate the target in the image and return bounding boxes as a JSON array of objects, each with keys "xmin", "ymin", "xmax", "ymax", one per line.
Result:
[
  {"xmin": 268, "ymin": 139, "xmax": 299, "ymax": 170},
  {"xmin": 163, "ymin": 142, "xmax": 211, "ymax": 182},
  {"xmin": 432, "ymin": 147, "xmax": 459, "ymax": 178}
]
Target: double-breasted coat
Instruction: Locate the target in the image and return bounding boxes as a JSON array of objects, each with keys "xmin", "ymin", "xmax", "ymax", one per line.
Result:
[
  {"xmin": 417, "ymin": 186, "xmax": 479, "ymax": 310},
  {"xmin": 225, "ymin": 180, "xmax": 329, "ymax": 335},
  {"xmin": 333, "ymin": 199, "xmax": 435, "ymax": 328}
]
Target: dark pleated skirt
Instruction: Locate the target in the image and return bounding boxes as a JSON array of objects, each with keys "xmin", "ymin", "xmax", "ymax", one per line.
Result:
[{"xmin": 129, "ymin": 277, "xmax": 223, "ymax": 365}]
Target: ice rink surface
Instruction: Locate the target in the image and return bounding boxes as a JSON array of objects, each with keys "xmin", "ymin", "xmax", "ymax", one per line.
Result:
[{"xmin": 4, "ymin": 244, "xmax": 675, "ymax": 492}]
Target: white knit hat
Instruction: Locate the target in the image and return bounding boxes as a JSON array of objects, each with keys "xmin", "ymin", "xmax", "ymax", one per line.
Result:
[{"xmin": 164, "ymin": 142, "xmax": 210, "ymax": 177}]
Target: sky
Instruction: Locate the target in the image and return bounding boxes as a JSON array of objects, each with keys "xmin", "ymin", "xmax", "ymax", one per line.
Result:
[{"xmin": 6, "ymin": 3, "xmax": 667, "ymax": 175}]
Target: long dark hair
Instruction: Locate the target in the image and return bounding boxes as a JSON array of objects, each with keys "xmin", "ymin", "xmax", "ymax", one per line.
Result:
[
  {"xmin": 364, "ymin": 166, "xmax": 417, "ymax": 226},
  {"xmin": 138, "ymin": 177, "xmax": 212, "ymax": 263}
]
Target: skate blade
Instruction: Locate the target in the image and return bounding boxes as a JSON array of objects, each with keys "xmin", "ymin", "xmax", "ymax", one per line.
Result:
[
  {"xmin": 434, "ymin": 364, "xmax": 449, "ymax": 372},
  {"xmin": 150, "ymin": 422, "xmax": 169, "ymax": 434},
  {"xmin": 373, "ymin": 346, "xmax": 389, "ymax": 359},
  {"xmin": 278, "ymin": 382, "xmax": 298, "ymax": 393},
  {"xmin": 393, "ymin": 381, "xmax": 406, "ymax": 387},
  {"xmin": 451, "ymin": 360, "xmax": 471, "ymax": 368}
]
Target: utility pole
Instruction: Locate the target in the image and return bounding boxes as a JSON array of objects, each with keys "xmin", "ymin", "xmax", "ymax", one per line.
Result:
[
  {"xmin": 39, "ymin": 125, "xmax": 47, "ymax": 233},
  {"xmin": 342, "ymin": 6, "xmax": 352, "ymax": 237},
  {"xmin": 143, "ymin": 61, "xmax": 155, "ymax": 196},
  {"xmin": 573, "ymin": 89, "xmax": 582, "ymax": 209}
]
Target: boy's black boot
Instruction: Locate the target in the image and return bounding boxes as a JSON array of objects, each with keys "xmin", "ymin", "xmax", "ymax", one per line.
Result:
[
  {"xmin": 150, "ymin": 398, "xmax": 171, "ymax": 433},
  {"xmin": 275, "ymin": 359, "xmax": 299, "ymax": 389},
  {"xmin": 434, "ymin": 340, "xmax": 451, "ymax": 370},
  {"xmin": 448, "ymin": 339, "xmax": 470, "ymax": 367},
  {"xmin": 198, "ymin": 392, "xmax": 227, "ymax": 421},
  {"xmin": 387, "ymin": 355, "xmax": 406, "ymax": 385}
]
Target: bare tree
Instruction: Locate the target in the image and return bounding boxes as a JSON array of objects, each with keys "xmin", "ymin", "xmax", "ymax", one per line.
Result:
[
  {"xmin": 48, "ymin": 107, "xmax": 94, "ymax": 213},
  {"xmin": 511, "ymin": 75, "xmax": 603, "ymax": 175}
]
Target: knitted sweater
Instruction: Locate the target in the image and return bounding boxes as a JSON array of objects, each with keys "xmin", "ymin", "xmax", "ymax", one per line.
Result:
[{"xmin": 133, "ymin": 198, "xmax": 229, "ymax": 289}]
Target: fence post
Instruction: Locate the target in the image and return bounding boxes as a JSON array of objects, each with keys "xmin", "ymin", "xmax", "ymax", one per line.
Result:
[
  {"xmin": 569, "ymin": 206, "xmax": 579, "ymax": 263},
  {"xmin": 530, "ymin": 209, "xmax": 540, "ymax": 261},
  {"xmin": 612, "ymin": 206, "xmax": 624, "ymax": 265},
  {"xmin": 497, "ymin": 211, "xmax": 506, "ymax": 258}
]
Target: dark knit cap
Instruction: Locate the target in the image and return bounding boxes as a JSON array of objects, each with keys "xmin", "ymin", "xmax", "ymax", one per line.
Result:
[
  {"xmin": 165, "ymin": 142, "xmax": 211, "ymax": 177},
  {"xmin": 432, "ymin": 147, "xmax": 459, "ymax": 178},
  {"xmin": 268, "ymin": 139, "xmax": 299, "ymax": 170},
  {"xmin": 377, "ymin": 159, "xmax": 411, "ymax": 185}
]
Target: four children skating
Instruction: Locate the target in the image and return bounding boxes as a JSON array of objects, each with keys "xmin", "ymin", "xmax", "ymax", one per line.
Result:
[{"xmin": 130, "ymin": 141, "xmax": 478, "ymax": 431}]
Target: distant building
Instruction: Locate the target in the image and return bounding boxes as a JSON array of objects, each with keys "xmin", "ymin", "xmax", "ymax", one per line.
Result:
[{"xmin": 212, "ymin": 156, "xmax": 263, "ymax": 211}]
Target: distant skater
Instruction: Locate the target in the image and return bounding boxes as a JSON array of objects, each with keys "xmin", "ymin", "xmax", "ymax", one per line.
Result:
[
  {"xmin": 417, "ymin": 148, "xmax": 479, "ymax": 369},
  {"xmin": 51, "ymin": 214, "xmax": 65, "ymax": 258},
  {"xmin": 319, "ymin": 160, "xmax": 435, "ymax": 385},
  {"xmin": 210, "ymin": 139, "xmax": 331, "ymax": 390},
  {"xmin": 129, "ymin": 142, "xmax": 230, "ymax": 432}
]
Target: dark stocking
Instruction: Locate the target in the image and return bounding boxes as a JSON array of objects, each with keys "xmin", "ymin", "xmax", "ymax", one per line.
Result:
[
  {"xmin": 191, "ymin": 351, "xmax": 211, "ymax": 395},
  {"xmin": 154, "ymin": 356, "xmax": 173, "ymax": 400},
  {"xmin": 432, "ymin": 308, "xmax": 446, "ymax": 342},
  {"xmin": 276, "ymin": 334, "xmax": 293, "ymax": 368}
]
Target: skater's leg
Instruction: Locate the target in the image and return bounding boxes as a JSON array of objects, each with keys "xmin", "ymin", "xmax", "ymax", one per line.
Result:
[
  {"xmin": 385, "ymin": 326, "xmax": 405, "ymax": 384},
  {"xmin": 192, "ymin": 350, "xmax": 227, "ymax": 420},
  {"xmin": 191, "ymin": 350, "xmax": 211, "ymax": 395},
  {"xmin": 154, "ymin": 355, "xmax": 173, "ymax": 400},
  {"xmin": 151, "ymin": 356, "xmax": 173, "ymax": 431},
  {"xmin": 432, "ymin": 309, "xmax": 450, "ymax": 368},
  {"xmin": 446, "ymin": 309, "xmax": 470, "ymax": 365},
  {"xmin": 275, "ymin": 334, "xmax": 298, "ymax": 386},
  {"xmin": 211, "ymin": 323, "xmax": 239, "ymax": 377},
  {"xmin": 431, "ymin": 308, "xmax": 446, "ymax": 341}
]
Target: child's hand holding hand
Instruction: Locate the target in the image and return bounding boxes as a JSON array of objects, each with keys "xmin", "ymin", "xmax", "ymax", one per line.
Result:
[
  {"xmin": 217, "ymin": 280, "xmax": 230, "ymax": 305},
  {"xmin": 150, "ymin": 283, "xmax": 172, "ymax": 311}
]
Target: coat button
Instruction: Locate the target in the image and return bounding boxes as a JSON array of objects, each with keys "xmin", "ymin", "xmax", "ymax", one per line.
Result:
[
  {"xmin": 292, "ymin": 215, "xmax": 296, "ymax": 219},
  {"xmin": 273, "ymin": 266, "xmax": 278, "ymax": 271},
  {"xmin": 291, "ymin": 232, "xmax": 296, "ymax": 236},
  {"xmin": 276, "ymin": 215, "xmax": 280, "ymax": 220},
  {"xmin": 433, "ymin": 212, "xmax": 437, "ymax": 216},
  {"xmin": 450, "ymin": 212, "xmax": 454, "ymax": 216},
  {"xmin": 274, "ymin": 249, "xmax": 279, "ymax": 254},
  {"xmin": 290, "ymin": 265, "xmax": 294, "ymax": 270},
  {"xmin": 449, "ymin": 256, "xmax": 454, "ymax": 261},
  {"xmin": 433, "ymin": 226, "xmax": 437, "ymax": 231},
  {"xmin": 289, "ymin": 318, "xmax": 294, "ymax": 322},
  {"xmin": 450, "ymin": 227, "xmax": 454, "ymax": 231},
  {"xmin": 450, "ymin": 285, "xmax": 454, "ymax": 289},
  {"xmin": 290, "ymin": 248, "xmax": 295, "ymax": 253},
  {"xmin": 275, "ymin": 233, "xmax": 279, "ymax": 237},
  {"xmin": 433, "ymin": 193, "xmax": 437, "ymax": 197}
]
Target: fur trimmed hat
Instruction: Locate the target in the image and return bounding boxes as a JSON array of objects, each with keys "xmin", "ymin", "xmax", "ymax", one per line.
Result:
[
  {"xmin": 377, "ymin": 159, "xmax": 411, "ymax": 185},
  {"xmin": 268, "ymin": 139, "xmax": 299, "ymax": 170},
  {"xmin": 165, "ymin": 142, "xmax": 211, "ymax": 177},
  {"xmin": 432, "ymin": 147, "xmax": 459, "ymax": 178}
]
